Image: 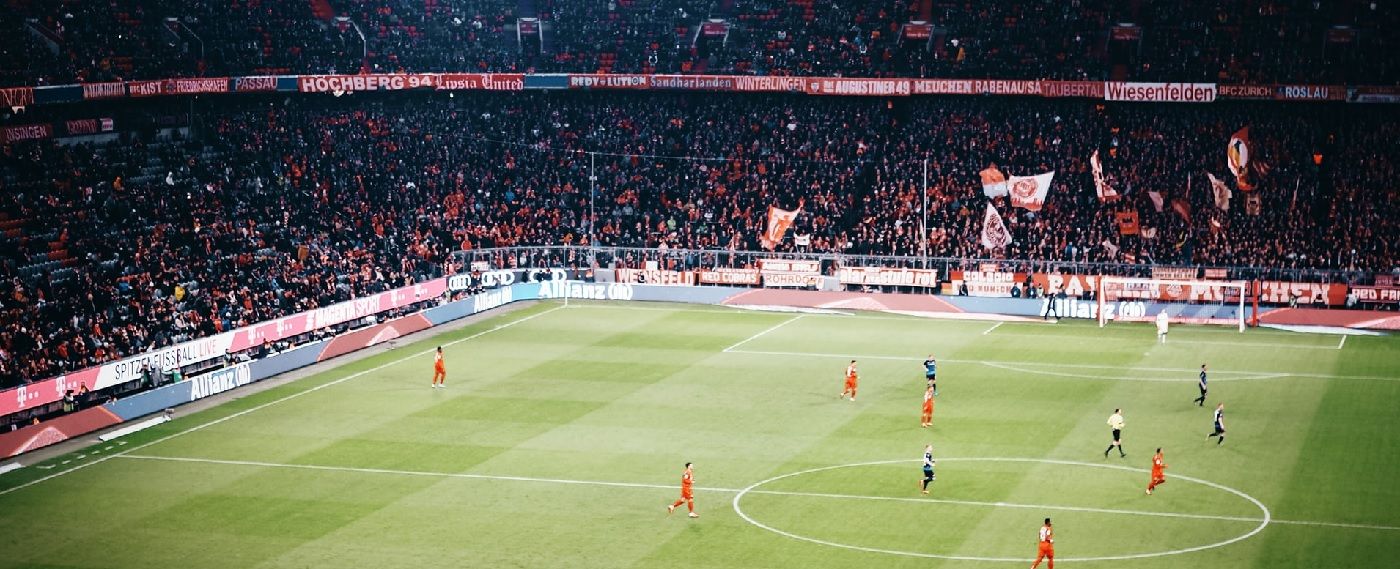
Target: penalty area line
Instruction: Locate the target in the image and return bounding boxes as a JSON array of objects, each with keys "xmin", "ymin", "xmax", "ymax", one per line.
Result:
[
  {"xmin": 722, "ymin": 315, "xmax": 805, "ymax": 353},
  {"xmin": 112, "ymin": 454, "xmax": 1399, "ymax": 532}
]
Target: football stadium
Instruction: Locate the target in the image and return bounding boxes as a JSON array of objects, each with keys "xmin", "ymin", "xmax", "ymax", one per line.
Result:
[{"xmin": 1, "ymin": 1, "xmax": 1398, "ymax": 568}]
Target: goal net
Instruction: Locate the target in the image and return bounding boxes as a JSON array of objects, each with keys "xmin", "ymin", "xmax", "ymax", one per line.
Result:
[{"xmin": 1097, "ymin": 277, "xmax": 1250, "ymax": 332}]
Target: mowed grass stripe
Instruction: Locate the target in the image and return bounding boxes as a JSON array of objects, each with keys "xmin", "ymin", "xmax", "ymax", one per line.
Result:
[{"xmin": 250, "ymin": 308, "xmax": 794, "ymax": 569}]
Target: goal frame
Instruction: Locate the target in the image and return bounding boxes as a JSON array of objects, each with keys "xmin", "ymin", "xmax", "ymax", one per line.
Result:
[{"xmin": 1096, "ymin": 276, "xmax": 1250, "ymax": 332}]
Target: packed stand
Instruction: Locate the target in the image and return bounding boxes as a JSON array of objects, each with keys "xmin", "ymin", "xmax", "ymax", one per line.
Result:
[
  {"xmin": 3, "ymin": 92, "xmax": 1398, "ymax": 390},
  {"xmin": 4, "ymin": 0, "xmax": 1400, "ymax": 87}
]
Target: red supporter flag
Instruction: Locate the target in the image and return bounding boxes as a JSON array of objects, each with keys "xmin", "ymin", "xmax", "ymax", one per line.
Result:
[
  {"xmin": 1171, "ymin": 198, "xmax": 1192, "ymax": 226},
  {"xmin": 1115, "ymin": 210, "xmax": 1140, "ymax": 235},
  {"xmin": 980, "ymin": 203, "xmax": 1012, "ymax": 249},
  {"xmin": 1228, "ymin": 127, "xmax": 1254, "ymax": 191},
  {"xmin": 760, "ymin": 205, "xmax": 801, "ymax": 250}
]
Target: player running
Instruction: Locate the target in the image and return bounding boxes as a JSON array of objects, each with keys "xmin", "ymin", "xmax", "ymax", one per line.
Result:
[
  {"xmin": 1193, "ymin": 364, "xmax": 1209, "ymax": 406},
  {"xmin": 923, "ymin": 354, "xmax": 938, "ymax": 395},
  {"xmin": 1104, "ymin": 408, "xmax": 1126, "ymax": 458},
  {"xmin": 1146, "ymin": 448, "xmax": 1168, "ymax": 494},
  {"xmin": 667, "ymin": 462, "xmax": 699, "ymax": 518},
  {"xmin": 1156, "ymin": 310, "xmax": 1169, "ymax": 344},
  {"xmin": 920, "ymin": 385, "xmax": 935, "ymax": 428},
  {"xmin": 431, "ymin": 346, "xmax": 446, "ymax": 388},
  {"xmin": 1031, "ymin": 517, "xmax": 1054, "ymax": 569},
  {"xmin": 919, "ymin": 444, "xmax": 936, "ymax": 494},
  {"xmin": 840, "ymin": 360, "xmax": 859, "ymax": 401},
  {"xmin": 1207, "ymin": 403, "xmax": 1227, "ymax": 445}
]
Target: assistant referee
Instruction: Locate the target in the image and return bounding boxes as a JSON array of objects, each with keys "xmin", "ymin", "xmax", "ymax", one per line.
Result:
[{"xmin": 1104, "ymin": 408, "xmax": 1126, "ymax": 458}]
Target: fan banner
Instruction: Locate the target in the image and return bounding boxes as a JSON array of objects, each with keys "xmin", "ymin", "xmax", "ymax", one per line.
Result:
[
  {"xmin": 1171, "ymin": 198, "xmax": 1192, "ymax": 225},
  {"xmin": 1147, "ymin": 190, "xmax": 1165, "ymax": 212},
  {"xmin": 759, "ymin": 206, "xmax": 801, "ymax": 249},
  {"xmin": 1116, "ymin": 210, "xmax": 1140, "ymax": 235},
  {"xmin": 1091, "ymin": 150, "xmax": 1117, "ymax": 201},
  {"xmin": 1228, "ymin": 127, "xmax": 1254, "ymax": 190},
  {"xmin": 1008, "ymin": 171, "xmax": 1055, "ymax": 211},
  {"xmin": 980, "ymin": 166, "xmax": 1008, "ymax": 197},
  {"xmin": 1207, "ymin": 172, "xmax": 1232, "ymax": 210},
  {"xmin": 980, "ymin": 203, "xmax": 1012, "ymax": 249}
]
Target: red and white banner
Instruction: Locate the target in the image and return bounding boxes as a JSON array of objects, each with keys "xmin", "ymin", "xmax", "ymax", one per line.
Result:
[
  {"xmin": 697, "ymin": 268, "xmax": 761, "ymax": 285},
  {"xmin": 298, "ymin": 74, "xmax": 437, "ymax": 93},
  {"xmin": 732, "ymin": 76, "xmax": 805, "ymax": 93},
  {"xmin": 1151, "ymin": 267, "xmax": 1199, "ymax": 280},
  {"xmin": 760, "ymin": 206, "xmax": 801, "ymax": 249},
  {"xmin": 1256, "ymin": 281, "xmax": 1346, "ymax": 305},
  {"xmin": 980, "ymin": 203, "xmax": 1011, "ymax": 249},
  {"xmin": 804, "ymin": 78, "xmax": 911, "ymax": 96},
  {"xmin": 0, "ymin": 86, "xmax": 33, "ymax": 107},
  {"xmin": 615, "ymin": 269, "xmax": 696, "ymax": 286},
  {"xmin": 1041, "ymin": 81, "xmax": 1104, "ymax": 99},
  {"xmin": 165, "ymin": 77, "xmax": 230, "ymax": 95},
  {"xmin": 903, "ymin": 23, "xmax": 932, "ymax": 40},
  {"xmin": 1353, "ymin": 287, "xmax": 1400, "ymax": 304},
  {"xmin": 2, "ymin": 123, "xmax": 53, "ymax": 144},
  {"xmin": 1217, "ymin": 84, "xmax": 1272, "ymax": 100},
  {"xmin": 0, "ymin": 278, "xmax": 448, "ymax": 417},
  {"xmin": 838, "ymin": 267, "xmax": 939, "ymax": 288},
  {"xmin": 1008, "ymin": 171, "xmax": 1055, "ymax": 211},
  {"xmin": 648, "ymin": 75, "xmax": 738, "ymax": 91},
  {"xmin": 126, "ymin": 80, "xmax": 165, "ymax": 97},
  {"xmin": 1115, "ymin": 210, "xmax": 1140, "ymax": 235},
  {"xmin": 437, "ymin": 73, "xmax": 526, "ymax": 91},
  {"xmin": 1090, "ymin": 150, "xmax": 1116, "ymax": 201},
  {"xmin": 911, "ymin": 79, "xmax": 1039, "ymax": 96},
  {"xmin": 1104, "ymin": 82, "xmax": 1217, "ymax": 103}
]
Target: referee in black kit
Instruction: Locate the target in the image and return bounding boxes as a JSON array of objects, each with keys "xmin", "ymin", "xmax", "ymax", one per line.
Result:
[{"xmin": 1104, "ymin": 408, "xmax": 1126, "ymax": 458}]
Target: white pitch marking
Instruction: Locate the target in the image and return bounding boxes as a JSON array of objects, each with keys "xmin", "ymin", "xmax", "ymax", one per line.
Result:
[
  {"xmin": 981, "ymin": 322, "xmax": 1004, "ymax": 336},
  {"xmin": 0, "ymin": 305, "xmax": 566, "ymax": 498},
  {"xmin": 722, "ymin": 315, "xmax": 805, "ymax": 353},
  {"xmin": 724, "ymin": 348, "xmax": 1400, "ymax": 382},
  {"xmin": 981, "ymin": 361, "xmax": 1288, "ymax": 383},
  {"xmin": 1338, "ymin": 335, "xmax": 1347, "ymax": 350},
  {"xmin": 111, "ymin": 454, "xmax": 1398, "ymax": 533}
]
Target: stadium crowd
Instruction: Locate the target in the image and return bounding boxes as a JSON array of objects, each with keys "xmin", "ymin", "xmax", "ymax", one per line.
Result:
[
  {"xmin": 1, "ymin": 0, "xmax": 1397, "ymax": 86},
  {"xmin": 2, "ymin": 92, "xmax": 1397, "ymax": 390}
]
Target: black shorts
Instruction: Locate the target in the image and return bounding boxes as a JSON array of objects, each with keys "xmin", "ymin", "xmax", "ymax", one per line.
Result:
[
  {"xmin": 926, "ymin": 374, "xmax": 936, "ymax": 382},
  {"xmin": 1213, "ymin": 424, "xmax": 1225, "ymax": 434},
  {"xmin": 923, "ymin": 467, "xmax": 935, "ymax": 480},
  {"xmin": 1112, "ymin": 429, "xmax": 1122, "ymax": 442}
]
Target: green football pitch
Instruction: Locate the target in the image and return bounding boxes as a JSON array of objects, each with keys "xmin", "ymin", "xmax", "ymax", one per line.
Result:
[{"xmin": 2, "ymin": 300, "xmax": 1398, "ymax": 568}]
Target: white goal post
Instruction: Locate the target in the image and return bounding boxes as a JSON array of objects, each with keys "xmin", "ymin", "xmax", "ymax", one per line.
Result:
[{"xmin": 1096, "ymin": 277, "xmax": 1250, "ymax": 332}]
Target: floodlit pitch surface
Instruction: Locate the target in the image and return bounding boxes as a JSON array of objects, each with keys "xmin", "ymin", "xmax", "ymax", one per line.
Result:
[{"xmin": 2, "ymin": 300, "xmax": 1398, "ymax": 568}]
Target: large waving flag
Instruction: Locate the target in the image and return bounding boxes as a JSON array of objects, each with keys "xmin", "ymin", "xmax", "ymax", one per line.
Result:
[
  {"xmin": 760, "ymin": 205, "xmax": 801, "ymax": 250},
  {"xmin": 980, "ymin": 203, "xmax": 1012, "ymax": 249},
  {"xmin": 1228, "ymin": 127, "xmax": 1254, "ymax": 191},
  {"xmin": 1091, "ymin": 150, "xmax": 1117, "ymax": 202},
  {"xmin": 980, "ymin": 166, "xmax": 1008, "ymax": 197},
  {"xmin": 1008, "ymin": 171, "xmax": 1055, "ymax": 211}
]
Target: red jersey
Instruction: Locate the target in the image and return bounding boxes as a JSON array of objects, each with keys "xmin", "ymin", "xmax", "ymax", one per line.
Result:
[
  {"xmin": 1152, "ymin": 453, "xmax": 1166, "ymax": 474},
  {"xmin": 923, "ymin": 389, "xmax": 934, "ymax": 411},
  {"xmin": 680, "ymin": 469, "xmax": 694, "ymax": 496},
  {"xmin": 845, "ymin": 364, "xmax": 858, "ymax": 381},
  {"xmin": 434, "ymin": 352, "xmax": 445, "ymax": 371},
  {"xmin": 1039, "ymin": 524, "xmax": 1054, "ymax": 544}
]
